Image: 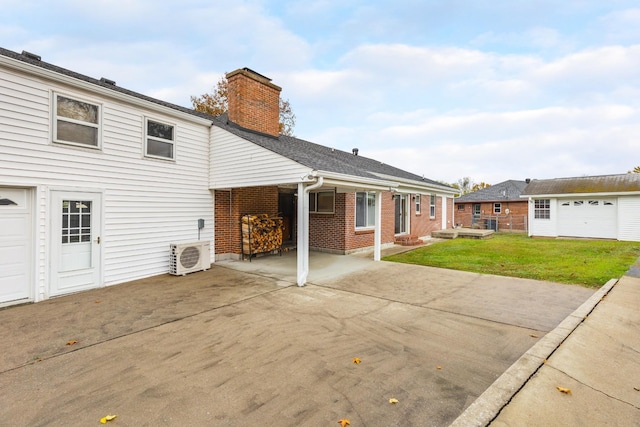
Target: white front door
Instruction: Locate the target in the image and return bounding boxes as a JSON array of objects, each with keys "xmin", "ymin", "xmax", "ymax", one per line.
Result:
[
  {"xmin": 0, "ymin": 188, "xmax": 32, "ymax": 305},
  {"xmin": 50, "ymin": 191, "xmax": 101, "ymax": 296}
]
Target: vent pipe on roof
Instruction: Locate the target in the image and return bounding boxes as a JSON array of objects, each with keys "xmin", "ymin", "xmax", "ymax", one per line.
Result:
[
  {"xmin": 525, "ymin": 178, "xmax": 531, "ymax": 184},
  {"xmin": 352, "ymin": 148, "xmax": 359, "ymax": 156},
  {"xmin": 100, "ymin": 77, "xmax": 116, "ymax": 86},
  {"xmin": 21, "ymin": 50, "xmax": 41, "ymax": 61}
]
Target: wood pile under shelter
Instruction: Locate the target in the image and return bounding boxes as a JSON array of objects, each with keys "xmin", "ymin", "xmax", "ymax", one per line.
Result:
[{"xmin": 242, "ymin": 214, "xmax": 283, "ymax": 260}]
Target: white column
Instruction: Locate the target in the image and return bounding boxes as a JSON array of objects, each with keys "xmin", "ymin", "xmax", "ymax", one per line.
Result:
[
  {"xmin": 374, "ymin": 191, "xmax": 382, "ymax": 261},
  {"xmin": 441, "ymin": 195, "xmax": 447, "ymax": 229},
  {"xmin": 296, "ymin": 182, "xmax": 306, "ymax": 286}
]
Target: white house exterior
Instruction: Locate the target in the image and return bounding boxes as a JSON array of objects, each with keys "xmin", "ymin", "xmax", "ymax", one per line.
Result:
[
  {"xmin": 1, "ymin": 48, "xmax": 456, "ymax": 307},
  {"xmin": 522, "ymin": 174, "xmax": 640, "ymax": 242},
  {"xmin": 0, "ymin": 48, "xmax": 215, "ymax": 307}
]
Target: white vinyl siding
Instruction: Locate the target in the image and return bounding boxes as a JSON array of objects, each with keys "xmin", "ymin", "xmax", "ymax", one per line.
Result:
[
  {"xmin": 618, "ymin": 196, "xmax": 640, "ymax": 241},
  {"xmin": 0, "ymin": 66, "xmax": 214, "ymax": 301},
  {"xmin": 210, "ymin": 127, "xmax": 310, "ymax": 188}
]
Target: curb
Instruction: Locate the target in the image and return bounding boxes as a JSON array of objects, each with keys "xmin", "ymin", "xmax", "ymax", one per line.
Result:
[{"xmin": 449, "ymin": 277, "xmax": 619, "ymax": 427}]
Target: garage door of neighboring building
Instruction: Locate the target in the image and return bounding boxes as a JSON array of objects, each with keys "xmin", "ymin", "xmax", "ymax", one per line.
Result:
[
  {"xmin": 557, "ymin": 198, "xmax": 617, "ymax": 239},
  {"xmin": 0, "ymin": 188, "xmax": 32, "ymax": 305}
]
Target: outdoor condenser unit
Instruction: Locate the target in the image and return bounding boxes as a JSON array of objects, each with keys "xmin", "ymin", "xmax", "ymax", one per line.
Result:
[{"xmin": 169, "ymin": 241, "xmax": 211, "ymax": 275}]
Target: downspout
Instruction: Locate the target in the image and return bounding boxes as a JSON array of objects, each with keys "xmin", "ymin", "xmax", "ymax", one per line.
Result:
[{"xmin": 297, "ymin": 176, "xmax": 324, "ymax": 286}]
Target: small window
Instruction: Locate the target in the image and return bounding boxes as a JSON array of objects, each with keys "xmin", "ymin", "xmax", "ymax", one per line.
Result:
[
  {"xmin": 588, "ymin": 200, "xmax": 599, "ymax": 206},
  {"xmin": 494, "ymin": 203, "xmax": 502, "ymax": 214},
  {"xmin": 561, "ymin": 201, "xmax": 570, "ymax": 206},
  {"xmin": 604, "ymin": 200, "xmax": 614, "ymax": 206},
  {"xmin": 54, "ymin": 94, "xmax": 100, "ymax": 147},
  {"xmin": 309, "ymin": 190, "xmax": 334, "ymax": 214},
  {"xmin": 415, "ymin": 194, "xmax": 421, "ymax": 214},
  {"xmin": 356, "ymin": 192, "xmax": 376, "ymax": 228},
  {"xmin": 573, "ymin": 200, "xmax": 584, "ymax": 206},
  {"xmin": 145, "ymin": 118, "xmax": 175, "ymax": 160},
  {"xmin": 457, "ymin": 204, "xmax": 465, "ymax": 211},
  {"xmin": 430, "ymin": 194, "xmax": 436, "ymax": 218},
  {"xmin": 534, "ymin": 199, "xmax": 550, "ymax": 219}
]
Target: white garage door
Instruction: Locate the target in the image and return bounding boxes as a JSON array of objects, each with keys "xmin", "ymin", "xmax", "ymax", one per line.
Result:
[
  {"xmin": 0, "ymin": 188, "xmax": 32, "ymax": 305},
  {"xmin": 557, "ymin": 198, "xmax": 617, "ymax": 239}
]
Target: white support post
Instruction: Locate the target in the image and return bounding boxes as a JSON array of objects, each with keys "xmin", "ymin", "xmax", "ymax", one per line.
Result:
[
  {"xmin": 296, "ymin": 182, "xmax": 306, "ymax": 286},
  {"xmin": 296, "ymin": 177, "xmax": 324, "ymax": 286},
  {"xmin": 374, "ymin": 191, "xmax": 382, "ymax": 261}
]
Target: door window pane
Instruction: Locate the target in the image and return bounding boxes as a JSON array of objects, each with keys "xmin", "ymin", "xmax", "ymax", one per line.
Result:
[{"xmin": 61, "ymin": 200, "xmax": 91, "ymax": 244}]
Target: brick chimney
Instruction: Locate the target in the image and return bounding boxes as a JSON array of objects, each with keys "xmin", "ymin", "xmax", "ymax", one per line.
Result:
[{"xmin": 226, "ymin": 68, "xmax": 282, "ymax": 137}]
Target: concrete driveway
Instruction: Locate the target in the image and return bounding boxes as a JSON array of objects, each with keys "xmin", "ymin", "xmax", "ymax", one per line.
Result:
[{"xmin": 0, "ymin": 252, "xmax": 593, "ymax": 426}]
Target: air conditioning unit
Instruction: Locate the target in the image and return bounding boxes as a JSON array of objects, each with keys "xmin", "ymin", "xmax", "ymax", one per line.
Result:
[{"xmin": 169, "ymin": 241, "xmax": 211, "ymax": 276}]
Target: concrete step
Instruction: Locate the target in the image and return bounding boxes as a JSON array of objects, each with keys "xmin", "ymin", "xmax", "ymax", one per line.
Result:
[{"xmin": 394, "ymin": 235, "xmax": 422, "ymax": 246}]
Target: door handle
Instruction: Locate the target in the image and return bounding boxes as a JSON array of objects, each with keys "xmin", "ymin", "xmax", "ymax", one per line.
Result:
[{"xmin": 96, "ymin": 236, "xmax": 101, "ymax": 244}]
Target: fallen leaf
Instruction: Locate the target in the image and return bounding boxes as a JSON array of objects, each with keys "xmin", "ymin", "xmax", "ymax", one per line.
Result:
[
  {"xmin": 389, "ymin": 398, "xmax": 399, "ymax": 404},
  {"xmin": 100, "ymin": 414, "xmax": 117, "ymax": 424},
  {"xmin": 352, "ymin": 357, "xmax": 361, "ymax": 364},
  {"xmin": 436, "ymin": 366, "xmax": 442, "ymax": 370},
  {"xmin": 337, "ymin": 419, "xmax": 350, "ymax": 426},
  {"xmin": 556, "ymin": 386, "xmax": 572, "ymax": 395},
  {"xmin": 95, "ymin": 300, "xmax": 101, "ymax": 303},
  {"xmin": 66, "ymin": 340, "xmax": 78, "ymax": 346},
  {"xmin": 529, "ymin": 333, "xmax": 538, "ymax": 338}
]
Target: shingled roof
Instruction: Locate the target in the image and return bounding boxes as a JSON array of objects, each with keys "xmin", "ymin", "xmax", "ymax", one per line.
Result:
[
  {"xmin": 455, "ymin": 180, "xmax": 528, "ymax": 202},
  {"xmin": 1, "ymin": 46, "xmax": 453, "ymax": 192},
  {"xmin": 214, "ymin": 115, "xmax": 453, "ymax": 190},
  {"xmin": 522, "ymin": 174, "xmax": 640, "ymax": 196}
]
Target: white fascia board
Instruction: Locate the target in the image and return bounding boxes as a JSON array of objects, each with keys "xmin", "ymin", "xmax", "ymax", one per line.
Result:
[
  {"xmin": 521, "ymin": 191, "xmax": 640, "ymax": 198},
  {"xmin": 369, "ymin": 172, "xmax": 456, "ymax": 195},
  {"xmin": 318, "ymin": 171, "xmax": 397, "ymax": 192},
  {"xmin": 0, "ymin": 55, "xmax": 213, "ymax": 127}
]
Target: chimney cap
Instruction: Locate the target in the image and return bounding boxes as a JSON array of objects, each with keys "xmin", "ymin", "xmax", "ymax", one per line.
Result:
[
  {"xmin": 241, "ymin": 67, "xmax": 272, "ymax": 81},
  {"xmin": 352, "ymin": 148, "xmax": 359, "ymax": 156},
  {"xmin": 525, "ymin": 178, "xmax": 531, "ymax": 184}
]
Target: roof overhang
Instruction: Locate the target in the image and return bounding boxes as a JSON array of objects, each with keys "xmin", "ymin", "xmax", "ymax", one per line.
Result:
[
  {"xmin": 370, "ymin": 172, "xmax": 457, "ymax": 195},
  {"xmin": 520, "ymin": 191, "xmax": 640, "ymax": 198}
]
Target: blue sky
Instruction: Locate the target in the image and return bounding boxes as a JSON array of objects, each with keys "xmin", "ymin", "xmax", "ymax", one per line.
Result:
[{"xmin": 3, "ymin": 0, "xmax": 639, "ymax": 184}]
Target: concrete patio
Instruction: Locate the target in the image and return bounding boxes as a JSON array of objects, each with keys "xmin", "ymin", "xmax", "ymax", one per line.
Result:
[{"xmin": 0, "ymin": 249, "xmax": 594, "ymax": 426}]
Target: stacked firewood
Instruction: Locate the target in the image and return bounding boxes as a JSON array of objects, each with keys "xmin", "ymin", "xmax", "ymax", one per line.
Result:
[{"xmin": 242, "ymin": 214, "xmax": 283, "ymax": 256}]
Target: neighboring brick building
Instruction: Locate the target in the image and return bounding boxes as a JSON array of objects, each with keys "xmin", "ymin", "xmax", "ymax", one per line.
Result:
[{"xmin": 454, "ymin": 180, "xmax": 529, "ymax": 231}]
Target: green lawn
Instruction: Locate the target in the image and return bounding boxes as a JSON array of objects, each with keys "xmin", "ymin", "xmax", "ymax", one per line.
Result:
[{"xmin": 384, "ymin": 234, "xmax": 640, "ymax": 288}]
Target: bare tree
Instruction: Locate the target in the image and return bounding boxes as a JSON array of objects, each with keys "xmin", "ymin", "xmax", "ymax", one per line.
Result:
[{"xmin": 628, "ymin": 166, "xmax": 640, "ymax": 173}]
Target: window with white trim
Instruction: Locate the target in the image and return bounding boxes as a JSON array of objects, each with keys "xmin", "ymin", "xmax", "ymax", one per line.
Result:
[
  {"xmin": 145, "ymin": 118, "xmax": 175, "ymax": 160},
  {"xmin": 429, "ymin": 194, "xmax": 436, "ymax": 218},
  {"xmin": 494, "ymin": 203, "xmax": 502, "ymax": 214},
  {"xmin": 54, "ymin": 94, "xmax": 100, "ymax": 147},
  {"xmin": 309, "ymin": 190, "xmax": 335, "ymax": 213},
  {"xmin": 355, "ymin": 192, "xmax": 376, "ymax": 228},
  {"xmin": 415, "ymin": 194, "xmax": 421, "ymax": 214},
  {"xmin": 534, "ymin": 199, "xmax": 550, "ymax": 219}
]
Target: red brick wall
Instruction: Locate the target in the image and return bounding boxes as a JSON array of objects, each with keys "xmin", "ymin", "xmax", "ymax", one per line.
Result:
[
  {"xmin": 309, "ymin": 192, "xmax": 346, "ymax": 251},
  {"xmin": 454, "ymin": 200, "xmax": 529, "ymax": 230},
  {"xmin": 226, "ymin": 69, "xmax": 282, "ymax": 137},
  {"xmin": 214, "ymin": 186, "xmax": 279, "ymax": 256},
  {"xmin": 410, "ymin": 194, "xmax": 447, "ymax": 237}
]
